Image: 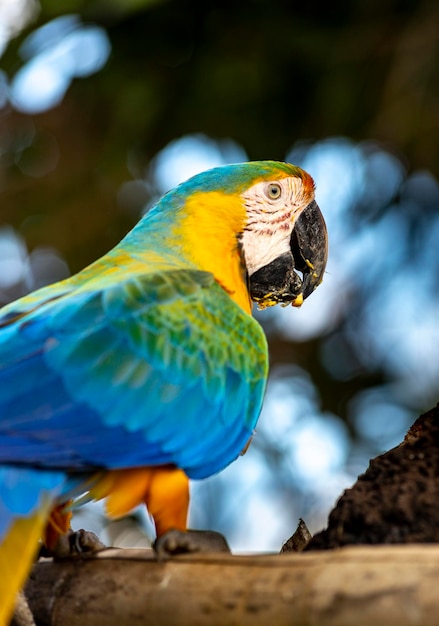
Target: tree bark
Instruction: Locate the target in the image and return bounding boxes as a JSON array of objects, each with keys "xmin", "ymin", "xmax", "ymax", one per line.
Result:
[
  {"xmin": 306, "ymin": 405, "xmax": 439, "ymax": 550},
  {"xmin": 25, "ymin": 545, "xmax": 439, "ymax": 625}
]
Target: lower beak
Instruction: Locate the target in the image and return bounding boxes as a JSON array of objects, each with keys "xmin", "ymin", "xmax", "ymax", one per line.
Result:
[{"xmin": 249, "ymin": 199, "xmax": 328, "ymax": 309}]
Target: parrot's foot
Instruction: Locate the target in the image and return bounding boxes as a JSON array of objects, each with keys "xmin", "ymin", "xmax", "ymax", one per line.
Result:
[
  {"xmin": 44, "ymin": 528, "xmax": 106, "ymax": 560},
  {"xmin": 154, "ymin": 529, "xmax": 230, "ymax": 559}
]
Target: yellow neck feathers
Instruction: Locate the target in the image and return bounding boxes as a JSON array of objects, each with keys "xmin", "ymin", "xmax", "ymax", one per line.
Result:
[{"xmin": 174, "ymin": 190, "xmax": 252, "ymax": 314}]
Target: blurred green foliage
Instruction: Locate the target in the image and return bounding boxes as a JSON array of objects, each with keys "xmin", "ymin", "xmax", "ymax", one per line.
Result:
[{"xmin": 2, "ymin": 0, "xmax": 438, "ymax": 270}]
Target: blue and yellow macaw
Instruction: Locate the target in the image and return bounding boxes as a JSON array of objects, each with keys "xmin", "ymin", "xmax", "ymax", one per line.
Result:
[{"xmin": 0, "ymin": 161, "xmax": 327, "ymax": 624}]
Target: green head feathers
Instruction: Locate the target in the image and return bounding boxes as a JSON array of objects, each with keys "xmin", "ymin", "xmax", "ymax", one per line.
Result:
[{"xmin": 173, "ymin": 160, "xmax": 311, "ymax": 196}]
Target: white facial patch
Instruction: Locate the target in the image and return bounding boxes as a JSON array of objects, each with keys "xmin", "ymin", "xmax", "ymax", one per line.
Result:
[{"xmin": 240, "ymin": 176, "xmax": 313, "ymax": 276}]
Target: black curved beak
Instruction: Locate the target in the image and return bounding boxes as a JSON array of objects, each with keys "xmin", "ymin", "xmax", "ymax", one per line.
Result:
[{"xmin": 249, "ymin": 199, "xmax": 328, "ymax": 309}]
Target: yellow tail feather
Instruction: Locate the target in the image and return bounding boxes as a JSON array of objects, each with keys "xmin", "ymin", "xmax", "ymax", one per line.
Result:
[{"xmin": 0, "ymin": 511, "xmax": 48, "ymax": 626}]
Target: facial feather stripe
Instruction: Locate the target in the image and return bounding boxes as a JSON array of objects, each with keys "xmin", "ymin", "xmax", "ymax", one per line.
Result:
[{"xmin": 240, "ymin": 176, "xmax": 315, "ymax": 275}]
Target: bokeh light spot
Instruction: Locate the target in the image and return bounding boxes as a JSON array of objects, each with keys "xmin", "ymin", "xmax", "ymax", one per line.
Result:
[{"xmin": 10, "ymin": 15, "xmax": 111, "ymax": 114}]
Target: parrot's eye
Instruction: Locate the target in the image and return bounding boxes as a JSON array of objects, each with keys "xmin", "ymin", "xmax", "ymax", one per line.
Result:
[{"xmin": 265, "ymin": 183, "xmax": 282, "ymax": 200}]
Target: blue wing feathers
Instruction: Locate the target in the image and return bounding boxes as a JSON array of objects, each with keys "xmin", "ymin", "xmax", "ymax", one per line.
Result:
[
  {"xmin": 0, "ymin": 269, "xmax": 267, "ymax": 485},
  {"xmin": 0, "ymin": 466, "xmax": 66, "ymax": 536},
  {"xmin": 184, "ymin": 424, "xmax": 252, "ymax": 479}
]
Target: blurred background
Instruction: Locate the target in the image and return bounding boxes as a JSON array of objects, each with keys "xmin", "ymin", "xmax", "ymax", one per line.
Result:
[{"xmin": 1, "ymin": 0, "xmax": 439, "ymax": 552}]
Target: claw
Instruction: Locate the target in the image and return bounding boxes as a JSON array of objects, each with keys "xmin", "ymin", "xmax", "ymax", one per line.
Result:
[
  {"xmin": 48, "ymin": 528, "xmax": 106, "ymax": 560},
  {"xmin": 153, "ymin": 529, "xmax": 230, "ymax": 560}
]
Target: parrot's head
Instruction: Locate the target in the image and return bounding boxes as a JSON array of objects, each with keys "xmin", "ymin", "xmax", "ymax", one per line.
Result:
[
  {"xmin": 144, "ymin": 160, "xmax": 327, "ymax": 311},
  {"xmin": 238, "ymin": 161, "xmax": 328, "ymax": 309}
]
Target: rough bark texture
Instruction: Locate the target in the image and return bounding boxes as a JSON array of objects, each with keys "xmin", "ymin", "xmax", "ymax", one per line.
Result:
[
  {"xmin": 306, "ymin": 404, "xmax": 439, "ymax": 550},
  {"xmin": 280, "ymin": 519, "xmax": 312, "ymax": 553},
  {"xmin": 25, "ymin": 546, "xmax": 439, "ymax": 626}
]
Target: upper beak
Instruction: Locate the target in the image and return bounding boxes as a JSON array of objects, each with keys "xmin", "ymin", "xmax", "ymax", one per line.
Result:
[
  {"xmin": 249, "ymin": 199, "xmax": 328, "ymax": 309},
  {"xmin": 290, "ymin": 199, "xmax": 328, "ymax": 302}
]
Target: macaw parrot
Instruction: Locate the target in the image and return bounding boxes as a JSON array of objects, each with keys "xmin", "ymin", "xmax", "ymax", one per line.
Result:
[{"xmin": 0, "ymin": 160, "xmax": 327, "ymax": 624}]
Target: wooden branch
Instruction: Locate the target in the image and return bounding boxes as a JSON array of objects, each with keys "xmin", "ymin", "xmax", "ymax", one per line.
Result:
[{"xmin": 26, "ymin": 545, "xmax": 439, "ymax": 625}]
